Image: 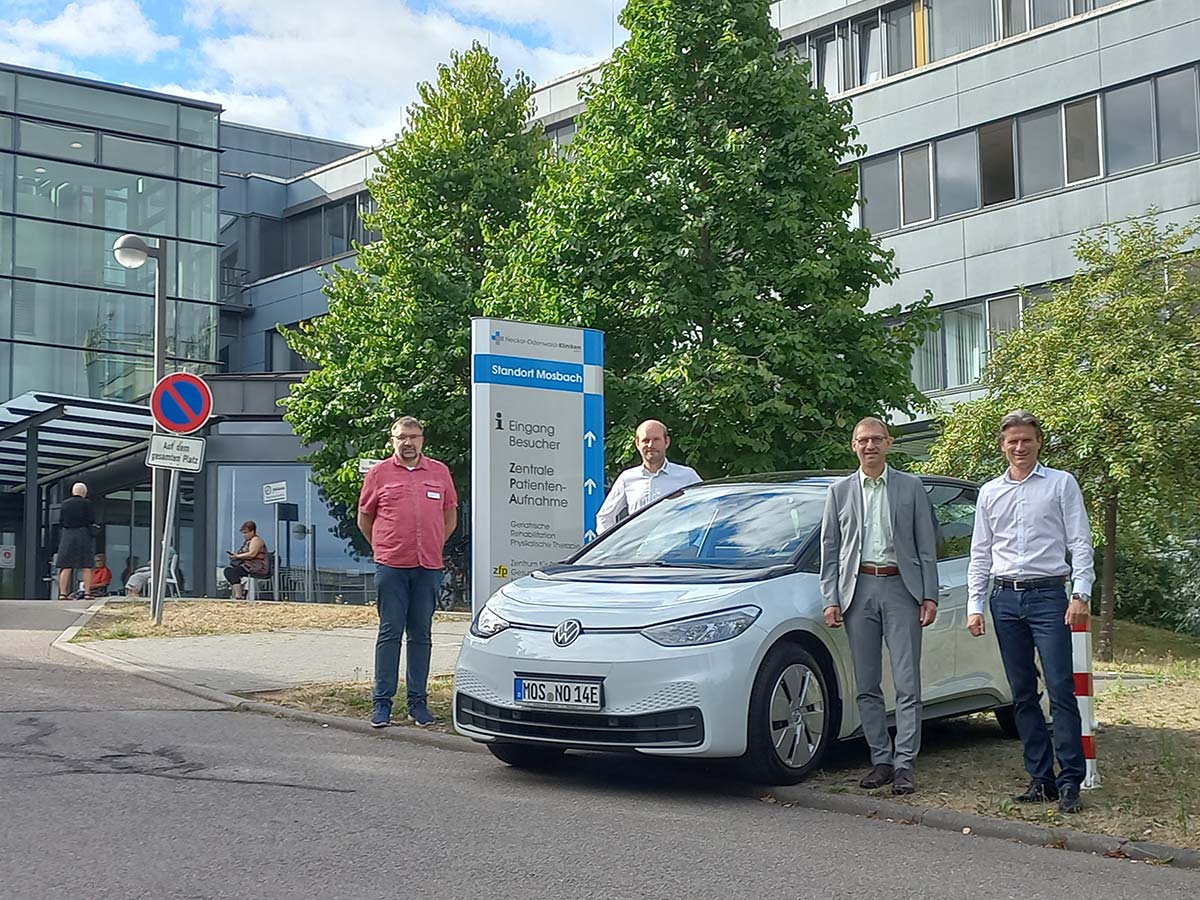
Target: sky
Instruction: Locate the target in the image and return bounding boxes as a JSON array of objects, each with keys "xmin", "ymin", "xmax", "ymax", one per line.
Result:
[{"xmin": 0, "ymin": 0, "xmax": 629, "ymax": 146}]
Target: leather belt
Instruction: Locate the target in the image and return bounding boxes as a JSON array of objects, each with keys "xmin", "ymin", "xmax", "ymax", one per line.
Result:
[
  {"xmin": 995, "ymin": 576, "xmax": 1066, "ymax": 592},
  {"xmin": 859, "ymin": 563, "xmax": 900, "ymax": 576}
]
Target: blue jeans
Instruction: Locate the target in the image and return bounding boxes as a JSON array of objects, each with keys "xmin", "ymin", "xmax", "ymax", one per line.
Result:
[
  {"xmin": 991, "ymin": 584, "xmax": 1085, "ymax": 790},
  {"xmin": 373, "ymin": 565, "xmax": 442, "ymax": 710}
]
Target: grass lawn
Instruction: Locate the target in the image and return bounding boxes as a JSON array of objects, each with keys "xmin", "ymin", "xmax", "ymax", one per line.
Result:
[
  {"xmin": 72, "ymin": 600, "xmax": 466, "ymax": 642},
  {"xmin": 251, "ymin": 676, "xmax": 456, "ymax": 733},
  {"xmin": 807, "ymin": 620, "xmax": 1200, "ymax": 850},
  {"xmin": 72, "ymin": 600, "xmax": 381, "ymax": 641}
]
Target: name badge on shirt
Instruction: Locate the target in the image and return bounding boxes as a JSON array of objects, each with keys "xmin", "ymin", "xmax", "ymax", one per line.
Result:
[{"xmin": 427, "ymin": 490, "xmax": 442, "ymax": 500}]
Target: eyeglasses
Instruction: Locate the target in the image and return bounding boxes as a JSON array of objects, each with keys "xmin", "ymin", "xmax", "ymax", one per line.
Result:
[
  {"xmin": 391, "ymin": 432, "xmax": 424, "ymax": 442},
  {"xmin": 854, "ymin": 435, "xmax": 889, "ymax": 445}
]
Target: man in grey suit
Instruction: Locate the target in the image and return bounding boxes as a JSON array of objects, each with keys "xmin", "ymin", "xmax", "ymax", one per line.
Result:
[{"xmin": 820, "ymin": 417, "xmax": 939, "ymax": 795}]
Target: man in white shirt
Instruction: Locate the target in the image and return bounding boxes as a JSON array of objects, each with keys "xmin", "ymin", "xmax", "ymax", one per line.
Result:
[
  {"xmin": 967, "ymin": 410, "xmax": 1094, "ymax": 815},
  {"xmin": 595, "ymin": 420, "xmax": 701, "ymax": 533}
]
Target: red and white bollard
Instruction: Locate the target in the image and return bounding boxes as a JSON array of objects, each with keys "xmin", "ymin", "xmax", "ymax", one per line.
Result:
[{"xmin": 1071, "ymin": 620, "xmax": 1100, "ymax": 789}]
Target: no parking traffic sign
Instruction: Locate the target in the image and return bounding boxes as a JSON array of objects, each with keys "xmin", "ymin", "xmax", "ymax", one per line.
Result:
[{"xmin": 150, "ymin": 373, "xmax": 213, "ymax": 435}]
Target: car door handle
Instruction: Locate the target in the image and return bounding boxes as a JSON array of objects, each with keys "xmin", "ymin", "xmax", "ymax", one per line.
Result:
[{"xmin": 938, "ymin": 584, "xmax": 952, "ymax": 599}]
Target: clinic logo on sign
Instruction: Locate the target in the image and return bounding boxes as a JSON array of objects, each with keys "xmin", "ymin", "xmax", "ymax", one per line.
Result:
[
  {"xmin": 490, "ymin": 330, "xmax": 502, "ymax": 343},
  {"xmin": 552, "ymin": 619, "xmax": 582, "ymax": 647},
  {"xmin": 492, "ymin": 563, "xmax": 509, "ymax": 578}
]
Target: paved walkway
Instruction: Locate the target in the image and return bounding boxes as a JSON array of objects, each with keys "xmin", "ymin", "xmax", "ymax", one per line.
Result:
[{"xmin": 84, "ymin": 619, "xmax": 469, "ymax": 694}]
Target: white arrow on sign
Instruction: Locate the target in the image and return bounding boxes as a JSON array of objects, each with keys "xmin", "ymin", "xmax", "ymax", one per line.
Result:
[
  {"xmin": 583, "ymin": 430, "xmax": 597, "ymax": 447},
  {"xmin": 583, "ymin": 529, "xmax": 597, "ymax": 543},
  {"xmin": 584, "ymin": 478, "xmax": 596, "ymax": 494}
]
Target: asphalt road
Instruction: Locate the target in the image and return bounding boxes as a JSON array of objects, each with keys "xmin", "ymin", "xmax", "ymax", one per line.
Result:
[{"xmin": 2, "ymin": 600, "xmax": 1196, "ymax": 900}]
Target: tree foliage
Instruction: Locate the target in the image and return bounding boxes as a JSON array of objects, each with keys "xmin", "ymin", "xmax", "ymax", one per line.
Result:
[
  {"xmin": 924, "ymin": 216, "xmax": 1200, "ymax": 658},
  {"xmin": 483, "ymin": 0, "xmax": 933, "ymax": 475},
  {"xmin": 282, "ymin": 43, "xmax": 548, "ymax": 510}
]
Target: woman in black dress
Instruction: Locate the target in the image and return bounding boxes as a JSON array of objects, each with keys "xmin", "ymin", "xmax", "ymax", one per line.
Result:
[{"xmin": 57, "ymin": 482, "xmax": 96, "ymax": 601}]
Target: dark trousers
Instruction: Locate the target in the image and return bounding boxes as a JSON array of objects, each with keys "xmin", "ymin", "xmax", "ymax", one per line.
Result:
[
  {"xmin": 373, "ymin": 565, "xmax": 442, "ymax": 709},
  {"xmin": 224, "ymin": 563, "xmax": 249, "ymax": 585},
  {"xmin": 991, "ymin": 583, "xmax": 1085, "ymax": 790}
]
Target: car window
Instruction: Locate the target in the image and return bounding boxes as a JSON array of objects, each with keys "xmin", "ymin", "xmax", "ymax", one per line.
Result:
[
  {"xmin": 576, "ymin": 484, "xmax": 826, "ymax": 569},
  {"xmin": 924, "ymin": 483, "xmax": 977, "ymax": 560}
]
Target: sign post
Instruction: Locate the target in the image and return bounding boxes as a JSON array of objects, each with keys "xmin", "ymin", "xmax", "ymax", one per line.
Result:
[
  {"xmin": 147, "ymin": 372, "xmax": 213, "ymax": 624},
  {"xmin": 470, "ymin": 318, "xmax": 604, "ymax": 615},
  {"xmin": 262, "ymin": 481, "xmax": 288, "ymax": 601}
]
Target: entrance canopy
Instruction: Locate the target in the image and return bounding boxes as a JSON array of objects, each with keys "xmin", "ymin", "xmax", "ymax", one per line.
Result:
[
  {"xmin": 0, "ymin": 392, "xmax": 153, "ymax": 598},
  {"xmin": 0, "ymin": 392, "xmax": 153, "ymax": 490}
]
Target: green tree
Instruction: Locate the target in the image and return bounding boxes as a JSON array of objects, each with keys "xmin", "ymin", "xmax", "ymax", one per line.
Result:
[
  {"xmin": 483, "ymin": 0, "xmax": 933, "ymax": 475},
  {"xmin": 282, "ymin": 43, "xmax": 549, "ymax": 511},
  {"xmin": 924, "ymin": 217, "xmax": 1200, "ymax": 660}
]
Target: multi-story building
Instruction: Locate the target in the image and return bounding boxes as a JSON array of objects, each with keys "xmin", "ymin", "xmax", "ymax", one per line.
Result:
[
  {"xmin": 533, "ymin": 0, "xmax": 1199, "ymax": 450},
  {"xmin": 0, "ymin": 0, "xmax": 1196, "ymax": 599}
]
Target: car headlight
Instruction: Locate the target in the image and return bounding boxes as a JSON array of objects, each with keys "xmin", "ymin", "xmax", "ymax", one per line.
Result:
[
  {"xmin": 641, "ymin": 606, "xmax": 761, "ymax": 647},
  {"xmin": 471, "ymin": 603, "xmax": 510, "ymax": 639}
]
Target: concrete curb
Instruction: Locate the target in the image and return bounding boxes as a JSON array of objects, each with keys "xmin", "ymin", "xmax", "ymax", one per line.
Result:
[
  {"xmin": 50, "ymin": 604, "xmax": 485, "ymax": 756},
  {"xmin": 766, "ymin": 786, "xmax": 1200, "ymax": 869}
]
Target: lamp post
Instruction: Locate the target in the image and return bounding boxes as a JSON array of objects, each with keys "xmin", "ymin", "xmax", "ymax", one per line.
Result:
[{"xmin": 112, "ymin": 234, "xmax": 169, "ymax": 624}]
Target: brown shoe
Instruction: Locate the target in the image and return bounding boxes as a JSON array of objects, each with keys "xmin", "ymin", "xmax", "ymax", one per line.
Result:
[
  {"xmin": 891, "ymin": 768, "xmax": 916, "ymax": 795},
  {"xmin": 859, "ymin": 763, "xmax": 895, "ymax": 789}
]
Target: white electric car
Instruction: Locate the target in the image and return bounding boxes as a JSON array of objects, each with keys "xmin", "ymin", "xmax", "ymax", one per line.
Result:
[{"xmin": 454, "ymin": 473, "xmax": 1015, "ymax": 784}]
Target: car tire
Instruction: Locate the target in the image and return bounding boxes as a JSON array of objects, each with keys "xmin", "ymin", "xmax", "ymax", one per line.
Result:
[
  {"xmin": 486, "ymin": 741, "xmax": 566, "ymax": 770},
  {"xmin": 993, "ymin": 705, "xmax": 1020, "ymax": 739},
  {"xmin": 742, "ymin": 642, "xmax": 835, "ymax": 785}
]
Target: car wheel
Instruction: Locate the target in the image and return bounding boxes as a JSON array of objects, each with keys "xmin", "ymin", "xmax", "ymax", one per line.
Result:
[
  {"xmin": 743, "ymin": 643, "xmax": 835, "ymax": 785},
  {"xmin": 993, "ymin": 705, "xmax": 1020, "ymax": 739},
  {"xmin": 486, "ymin": 742, "xmax": 566, "ymax": 770}
]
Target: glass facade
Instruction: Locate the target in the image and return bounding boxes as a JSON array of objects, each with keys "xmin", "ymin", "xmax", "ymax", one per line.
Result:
[
  {"xmin": 0, "ymin": 66, "xmax": 220, "ymax": 403},
  {"xmin": 216, "ymin": 463, "xmax": 375, "ymax": 604}
]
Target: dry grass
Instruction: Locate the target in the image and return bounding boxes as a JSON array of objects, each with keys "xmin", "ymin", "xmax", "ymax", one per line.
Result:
[
  {"xmin": 72, "ymin": 600, "xmax": 379, "ymax": 641},
  {"xmin": 72, "ymin": 600, "xmax": 466, "ymax": 642},
  {"xmin": 808, "ymin": 620, "xmax": 1200, "ymax": 849},
  {"xmin": 252, "ymin": 676, "xmax": 456, "ymax": 733}
]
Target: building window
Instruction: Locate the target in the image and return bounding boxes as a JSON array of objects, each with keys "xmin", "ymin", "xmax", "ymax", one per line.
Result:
[
  {"xmin": 1032, "ymin": 0, "xmax": 1069, "ymax": 28},
  {"xmin": 1002, "ymin": 0, "xmax": 1028, "ymax": 36},
  {"xmin": 901, "ymin": 145, "xmax": 932, "ymax": 224},
  {"xmin": 944, "ymin": 303, "xmax": 986, "ymax": 388},
  {"xmin": 102, "ymin": 134, "xmax": 176, "ymax": 177},
  {"xmin": 911, "ymin": 329, "xmax": 945, "ymax": 393},
  {"xmin": 856, "ymin": 17, "xmax": 883, "ymax": 86},
  {"xmin": 1064, "ymin": 96, "xmax": 1101, "ymax": 183},
  {"xmin": 17, "ymin": 120, "xmax": 96, "ymax": 163},
  {"xmin": 1156, "ymin": 69, "xmax": 1200, "ymax": 162},
  {"xmin": 860, "ymin": 154, "xmax": 900, "ymax": 233},
  {"xmin": 1016, "ymin": 106, "xmax": 1063, "ymax": 196},
  {"xmin": 883, "ymin": 3, "xmax": 915, "ymax": 76},
  {"xmin": 979, "ymin": 119, "xmax": 1016, "ymax": 206},
  {"xmin": 988, "ymin": 294, "xmax": 1022, "ymax": 346},
  {"xmin": 1104, "ymin": 81, "xmax": 1155, "ymax": 174},
  {"xmin": 814, "ymin": 33, "xmax": 839, "ymax": 95},
  {"xmin": 928, "ymin": 0, "xmax": 995, "ymax": 62},
  {"xmin": 936, "ymin": 131, "xmax": 980, "ymax": 216}
]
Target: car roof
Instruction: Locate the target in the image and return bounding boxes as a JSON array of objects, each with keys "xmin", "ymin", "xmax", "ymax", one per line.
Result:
[{"xmin": 703, "ymin": 470, "xmax": 979, "ymax": 489}]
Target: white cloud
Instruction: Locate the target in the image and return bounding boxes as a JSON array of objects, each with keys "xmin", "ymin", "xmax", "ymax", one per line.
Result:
[
  {"xmin": 1, "ymin": 0, "xmax": 179, "ymax": 64},
  {"xmin": 176, "ymin": 0, "xmax": 616, "ymax": 145}
]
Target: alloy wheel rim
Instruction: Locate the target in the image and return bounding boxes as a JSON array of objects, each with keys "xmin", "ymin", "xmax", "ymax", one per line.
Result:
[{"xmin": 769, "ymin": 662, "xmax": 825, "ymax": 769}]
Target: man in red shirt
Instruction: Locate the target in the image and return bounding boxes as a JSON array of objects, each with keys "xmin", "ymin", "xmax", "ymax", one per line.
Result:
[{"xmin": 358, "ymin": 416, "xmax": 457, "ymax": 727}]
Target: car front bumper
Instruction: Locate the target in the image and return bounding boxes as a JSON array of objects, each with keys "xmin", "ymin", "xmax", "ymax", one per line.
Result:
[{"xmin": 453, "ymin": 625, "xmax": 757, "ymax": 758}]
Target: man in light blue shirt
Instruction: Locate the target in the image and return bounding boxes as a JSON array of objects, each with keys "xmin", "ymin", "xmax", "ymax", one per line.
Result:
[
  {"xmin": 595, "ymin": 420, "xmax": 701, "ymax": 533},
  {"xmin": 968, "ymin": 410, "xmax": 1094, "ymax": 815}
]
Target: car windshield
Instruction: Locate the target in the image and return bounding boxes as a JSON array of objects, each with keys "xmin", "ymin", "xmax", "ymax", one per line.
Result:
[{"xmin": 574, "ymin": 483, "xmax": 827, "ymax": 569}]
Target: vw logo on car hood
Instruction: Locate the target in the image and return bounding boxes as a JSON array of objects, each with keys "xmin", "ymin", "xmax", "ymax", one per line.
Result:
[{"xmin": 552, "ymin": 619, "xmax": 582, "ymax": 647}]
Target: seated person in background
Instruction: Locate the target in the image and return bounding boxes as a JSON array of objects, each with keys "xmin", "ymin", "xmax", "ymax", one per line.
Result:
[
  {"xmin": 225, "ymin": 520, "xmax": 270, "ymax": 600},
  {"xmin": 89, "ymin": 553, "xmax": 113, "ymax": 597},
  {"xmin": 124, "ymin": 564, "xmax": 152, "ymax": 597}
]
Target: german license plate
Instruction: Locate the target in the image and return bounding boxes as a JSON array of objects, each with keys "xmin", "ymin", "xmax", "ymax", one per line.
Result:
[{"xmin": 514, "ymin": 677, "xmax": 602, "ymax": 710}]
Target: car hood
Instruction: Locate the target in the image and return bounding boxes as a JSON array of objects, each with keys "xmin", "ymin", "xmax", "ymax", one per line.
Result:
[{"xmin": 487, "ymin": 572, "xmax": 762, "ymax": 629}]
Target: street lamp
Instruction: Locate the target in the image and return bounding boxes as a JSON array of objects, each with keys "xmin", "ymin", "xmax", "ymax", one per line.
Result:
[{"xmin": 113, "ymin": 233, "xmax": 170, "ymax": 625}]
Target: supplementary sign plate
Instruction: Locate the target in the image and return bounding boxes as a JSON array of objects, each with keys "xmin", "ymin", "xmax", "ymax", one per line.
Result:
[{"xmin": 146, "ymin": 434, "xmax": 206, "ymax": 472}]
